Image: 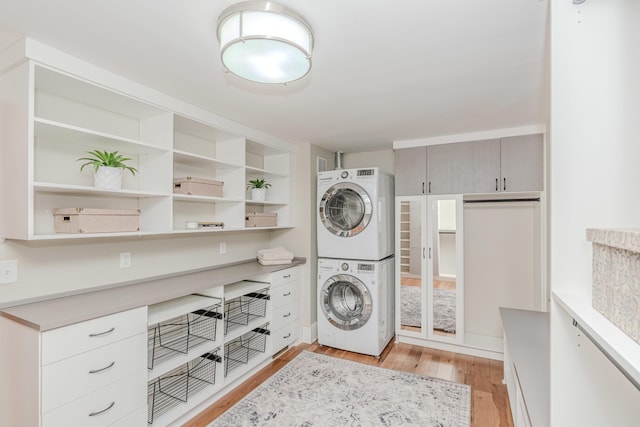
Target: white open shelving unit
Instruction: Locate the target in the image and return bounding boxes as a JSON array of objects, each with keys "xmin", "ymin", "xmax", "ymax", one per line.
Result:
[{"xmin": 0, "ymin": 58, "xmax": 294, "ymax": 240}]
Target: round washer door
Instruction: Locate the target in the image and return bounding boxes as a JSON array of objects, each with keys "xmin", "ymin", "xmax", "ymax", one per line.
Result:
[
  {"xmin": 319, "ymin": 182, "xmax": 372, "ymax": 237},
  {"xmin": 320, "ymin": 274, "xmax": 372, "ymax": 330}
]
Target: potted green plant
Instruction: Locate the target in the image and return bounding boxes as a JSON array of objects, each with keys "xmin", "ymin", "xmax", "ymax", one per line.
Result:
[
  {"xmin": 78, "ymin": 150, "xmax": 138, "ymax": 189},
  {"xmin": 247, "ymin": 178, "xmax": 271, "ymax": 201}
]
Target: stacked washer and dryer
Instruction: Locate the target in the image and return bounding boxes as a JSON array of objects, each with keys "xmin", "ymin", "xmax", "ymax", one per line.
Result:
[{"xmin": 316, "ymin": 167, "xmax": 395, "ymax": 357}]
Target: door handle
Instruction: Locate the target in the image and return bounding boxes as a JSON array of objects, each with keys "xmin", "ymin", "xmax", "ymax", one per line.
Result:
[
  {"xmin": 503, "ymin": 177, "xmax": 506, "ymax": 191},
  {"xmin": 423, "ymin": 247, "xmax": 426, "ymax": 259},
  {"xmin": 429, "ymin": 247, "xmax": 432, "ymax": 259},
  {"xmin": 495, "ymin": 178, "xmax": 498, "ymax": 191},
  {"xmin": 283, "ymin": 291, "xmax": 291, "ymax": 296},
  {"xmin": 422, "ymin": 182, "xmax": 425, "ymax": 194},
  {"xmin": 428, "ymin": 181, "xmax": 432, "ymax": 193}
]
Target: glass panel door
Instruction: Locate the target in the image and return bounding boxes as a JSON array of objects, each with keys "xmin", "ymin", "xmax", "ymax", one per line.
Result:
[
  {"xmin": 395, "ymin": 197, "xmax": 427, "ymax": 337},
  {"xmin": 427, "ymin": 195, "xmax": 464, "ymax": 344}
]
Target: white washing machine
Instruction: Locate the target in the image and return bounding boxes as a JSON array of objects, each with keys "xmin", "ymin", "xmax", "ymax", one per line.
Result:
[
  {"xmin": 317, "ymin": 256, "xmax": 394, "ymax": 357},
  {"xmin": 317, "ymin": 167, "xmax": 394, "ymax": 261}
]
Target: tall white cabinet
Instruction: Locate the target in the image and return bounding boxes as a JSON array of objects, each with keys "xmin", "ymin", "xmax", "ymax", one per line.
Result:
[{"xmin": 0, "ymin": 46, "xmax": 293, "ymax": 240}]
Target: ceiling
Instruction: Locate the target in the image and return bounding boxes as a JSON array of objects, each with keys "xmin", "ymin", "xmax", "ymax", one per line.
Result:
[{"xmin": 0, "ymin": 0, "xmax": 549, "ymax": 153}]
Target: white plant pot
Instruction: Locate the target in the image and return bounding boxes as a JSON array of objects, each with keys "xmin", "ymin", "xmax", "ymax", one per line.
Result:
[
  {"xmin": 251, "ymin": 187, "xmax": 267, "ymax": 201},
  {"xmin": 94, "ymin": 166, "xmax": 123, "ymax": 189}
]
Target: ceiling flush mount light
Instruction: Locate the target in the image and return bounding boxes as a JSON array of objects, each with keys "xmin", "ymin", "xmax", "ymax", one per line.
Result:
[{"xmin": 216, "ymin": 1, "xmax": 314, "ymax": 84}]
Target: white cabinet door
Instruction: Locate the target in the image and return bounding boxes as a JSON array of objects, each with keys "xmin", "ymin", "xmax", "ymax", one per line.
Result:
[
  {"xmin": 395, "ymin": 147, "xmax": 427, "ymax": 196},
  {"xmin": 427, "ymin": 143, "xmax": 464, "ymax": 194},
  {"xmin": 500, "ymin": 134, "xmax": 544, "ymax": 192},
  {"xmin": 462, "ymin": 139, "xmax": 501, "ymax": 193}
]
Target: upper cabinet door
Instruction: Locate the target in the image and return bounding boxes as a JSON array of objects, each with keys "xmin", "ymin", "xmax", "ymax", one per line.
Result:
[
  {"xmin": 394, "ymin": 147, "xmax": 427, "ymax": 196},
  {"xmin": 500, "ymin": 134, "xmax": 544, "ymax": 192},
  {"xmin": 462, "ymin": 139, "xmax": 501, "ymax": 194},
  {"xmin": 427, "ymin": 143, "xmax": 464, "ymax": 194}
]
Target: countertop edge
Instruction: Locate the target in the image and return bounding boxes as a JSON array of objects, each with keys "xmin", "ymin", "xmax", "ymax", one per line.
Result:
[{"xmin": 1, "ymin": 257, "xmax": 306, "ymax": 331}]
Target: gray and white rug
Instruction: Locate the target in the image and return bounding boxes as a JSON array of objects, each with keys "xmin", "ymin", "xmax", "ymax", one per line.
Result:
[
  {"xmin": 209, "ymin": 351, "xmax": 471, "ymax": 427},
  {"xmin": 400, "ymin": 286, "xmax": 457, "ymax": 332}
]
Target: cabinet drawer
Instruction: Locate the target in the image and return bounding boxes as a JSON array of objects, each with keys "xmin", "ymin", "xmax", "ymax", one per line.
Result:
[
  {"xmin": 111, "ymin": 405, "xmax": 147, "ymax": 427},
  {"xmin": 42, "ymin": 370, "xmax": 147, "ymax": 427},
  {"xmin": 270, "ymin": 266, "xmax": 299, "ymax": 288},
  {"xmin": 42, "ymin": 307, "xmax": 147, "ymax": 365},
  {"xmin": 42, "ymin": 332, "xmax": 146, "ymax": 413},
  {"xmin": 271, "ymin": 323, "xmax": 298, "ymax": 355},
  {"xmin": 270, "ymin": 281, "xmax": 299, "ymax": 308},
  {"xmin": 271, "ymin": 301, "xmax": 299, "ymax": 332}
]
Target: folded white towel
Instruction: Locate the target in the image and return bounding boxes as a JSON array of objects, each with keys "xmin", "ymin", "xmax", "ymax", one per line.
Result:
[
  {"xmin": 257, "ymin": 246, "xmax": 294, "ymax": 261},
  {"xmin": 258, "ymin": 258, "xmax": 293, "ymax": 266}
]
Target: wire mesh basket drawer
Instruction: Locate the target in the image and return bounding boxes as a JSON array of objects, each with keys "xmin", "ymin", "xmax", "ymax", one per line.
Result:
[
  {"xmin": 224, "ymin": 287, "xmax": 270, "ymax": 335},
  {"xmin": 224, "ymin": 323, "xmax": 270, "ymax": 377},
  {"xmin": 148, "ymin": 301, "xmax": 222, "ymax": 370},
  {"xmin": 147, "ymin": 349, "xmax": 221, "ymax": 424}
]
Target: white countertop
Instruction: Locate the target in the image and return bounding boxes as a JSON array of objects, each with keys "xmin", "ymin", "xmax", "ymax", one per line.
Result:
[{"xmin": 1, "ymin": 258, "xmax": 305, "ymax": 331}]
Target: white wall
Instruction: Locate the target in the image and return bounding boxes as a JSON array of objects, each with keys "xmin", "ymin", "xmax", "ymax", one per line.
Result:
[
  {"xmin": 0, "ymin": 232, "xmax": 272, "ymax": 307},
  {"xmin": 343, "ymin": 149, "xmax": 394, "ymax": 174},
  {"xmin": 271, "ymin": 142, "xmax": 334, "ymax": 342},
  {"xmin": 550, "ymin": 0, "xmax": 640, "ymax": 425}
]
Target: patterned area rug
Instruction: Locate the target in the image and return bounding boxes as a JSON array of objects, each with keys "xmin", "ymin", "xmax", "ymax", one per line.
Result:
[
  {"xmin": 401, "ymin": 286, "xmax": 456, "ymax": 332},
  {"xmin": 209, "ymin": 351, "xmax": 471, "ymax": 427}
]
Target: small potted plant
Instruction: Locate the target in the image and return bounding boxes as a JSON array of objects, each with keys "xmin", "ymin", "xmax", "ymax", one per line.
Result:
[
  {"xmin": 78, "ymin": 150, "xmax": 138, "ymax": 189},
  {"xmin": 247, "ymin": 178, "xmax": 271, "ymax": 201}
]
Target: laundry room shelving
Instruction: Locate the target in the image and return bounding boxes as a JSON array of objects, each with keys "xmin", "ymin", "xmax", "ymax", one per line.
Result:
[
  {"xmin": 222, "ymin": 280, "xmax": 272, "ymax": 383},
  {"xmin": 244, "ymin": 140, "xmax": 290, "ymax": 229},
  {"xmin": 146, "ymin": 294, "xmax": 224, "ymax": 425},
  {"xmin": 0, "ymin": 52, "xmax": 295, "ymax": 240}
]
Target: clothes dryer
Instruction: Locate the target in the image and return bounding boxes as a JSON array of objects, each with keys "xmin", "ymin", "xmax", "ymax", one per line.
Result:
[
  {"xmin": 317, "ymin": 167, "xmax": 394, "ymax": 260},
  {"xmin": 317, "ymin": 256, "xmax": 394, "ymax": 356}
]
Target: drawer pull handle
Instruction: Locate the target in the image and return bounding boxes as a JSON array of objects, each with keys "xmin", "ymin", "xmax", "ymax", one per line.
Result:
[
  {"xmin": 283, "ymin": 291, "xmax": 292, "ymax": 296},
  {"xmin": 89, "ymin": 327, "xmax": 115, "ymax": 338},
  {"xmin": 283, "ymin": 312, "xmax": 291, "ymax": 318},
  {"xmin": 282, "ymin": 274, "xmax": 291, "ymax": 278},
  {"xmin": 283, "ymin": 333, "xmax": 291, "ymax": 339},
  {"xmin": 89, "ymin": 401, "xmax": 115, "ymax": 417},
  {"xmin": 89, "ymin": 361, "xmax": 116, "ymax": 374}
]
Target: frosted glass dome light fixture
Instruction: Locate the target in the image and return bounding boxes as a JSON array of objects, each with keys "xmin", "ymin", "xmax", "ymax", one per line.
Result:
[{"xmin": 216, "ymin": 1, "xmax": 314, "ymax": 84}]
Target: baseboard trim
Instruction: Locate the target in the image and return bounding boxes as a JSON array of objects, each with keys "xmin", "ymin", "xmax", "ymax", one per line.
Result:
[{"xmin": 397, "ymin": 335, "xmax": 504, "ymax": 361}]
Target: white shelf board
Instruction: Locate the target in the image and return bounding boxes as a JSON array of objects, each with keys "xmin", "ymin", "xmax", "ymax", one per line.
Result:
[
  {"xmin": 31, "ymin": 230, "xmax": 152, "ymax": 240},
  {"xmin": 173, "ymin": 194, "xmax": 243, "ymax": 203},
  {"xmin": 171, "ymin": 226, "xmax": 244, "ymax": 234},
  {"xmin": 148, "ymin": 294, "xmax": 221, "ymax": 325},
  {"xmin": 553, "ymin": 289, "xmax": 640, "ymax": 386},
  {"xmin": 244, "ymin": 226, "xmax": 293, "ymax": 231},
  {"xmin": 224, "ymin": 280, "xmax": 270, "ymax": 300},
  {"xmin": 244, "ymin": 199, "xmax": 287, "ymax": 206},
  {"xmin": 173, "ymin": 150, "xmax": 242, "ymax": 170},
  {"xmin": 34, "ymin": 118, "xmax": 169, "ymax": 154},
  {"xmin": 245, "ymin": 165, "xmax": 288, "ymax": 178},
  {"xmin": 34, "ymin": 182, "xmax": 169, "ymax": 198}
]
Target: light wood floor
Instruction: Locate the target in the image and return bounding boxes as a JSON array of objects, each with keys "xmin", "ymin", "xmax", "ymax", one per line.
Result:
[{"xmin": 185, "ymin": 340, "xmax": 514, "ymax": 427}]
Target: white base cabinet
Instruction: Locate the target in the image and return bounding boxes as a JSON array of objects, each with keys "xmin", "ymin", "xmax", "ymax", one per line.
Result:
[
  {"xmin": 0, "ymin": 306, "xmax": 148, "ymax": 427},
  {"xmin": 0, "ymin": 265, "xmax": 301, "ymax": 427}
]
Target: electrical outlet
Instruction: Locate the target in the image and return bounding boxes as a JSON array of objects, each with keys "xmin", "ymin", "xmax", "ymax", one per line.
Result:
[
  {"xmin": 0, "ymin": 260, "xmax": 18, "ymax": 284},
  {"xmin": 120, "ymin": 252, "xmax": 131, "ymax": 268},
  {"xmin": 219, "ymin": 242, "xmax": 227, "ymax": 254}
]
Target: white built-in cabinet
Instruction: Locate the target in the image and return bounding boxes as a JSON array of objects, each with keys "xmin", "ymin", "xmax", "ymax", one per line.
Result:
[
  {"xmin": 0, "ymin": 61, "xmax": 292, "ymax": 240},
  {"xmin": 394, "ymin": 134, "xmax": 544, "ymax": 196},
  {"xmin": 0, "ymin": 265, "xmax": 300, "ymax": 427},
  {"xmin": 0, "ymin": 307, "xmax": 149, "ymax": 427},
  {"xmin": 426, "ymin": 143, "xmax": 464, "ymax": 195}
]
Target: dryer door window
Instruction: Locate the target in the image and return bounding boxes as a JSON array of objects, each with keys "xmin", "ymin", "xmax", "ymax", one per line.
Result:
[
  {"xmin": 319, "ymin": 183, "xmax": 372, "ymax": 237},
  {"xmin": 320, "ymin": 274, "xmax": 372, "ymax": 330}
]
